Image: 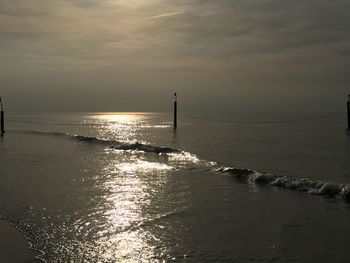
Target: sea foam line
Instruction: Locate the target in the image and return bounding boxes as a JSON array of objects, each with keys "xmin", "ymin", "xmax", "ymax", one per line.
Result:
[
  {"xmin": 215, "ymin": 167, "xmax": 350, "ymax": 201},
  {"xmin": 24, "ymin": 130, "xmax": 180, "ymax": 154},
  {"xmin": 74, "ymin": 135, "xmax": 178, "ymax": 154},
  {"xmin": 23, "ymin": 130, "xmax": 350, "ymax": 201}
]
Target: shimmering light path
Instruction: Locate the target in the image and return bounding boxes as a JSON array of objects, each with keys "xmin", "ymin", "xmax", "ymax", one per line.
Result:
[{"xmin": 1, "ymin": 113, "xmax": 350, "ymax": 262}]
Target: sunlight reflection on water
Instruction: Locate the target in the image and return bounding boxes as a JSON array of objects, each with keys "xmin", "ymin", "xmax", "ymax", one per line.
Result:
[
  {"xmin": 117, "ymin": 160, "xmax": 173, "ymax": 173},
  {"xmin": 3, "ymin": 113, "xmax": 198, "ymax": 262},
  {"xmin": 88, "ymin": 146, "xmax": 174, "ymax": 262},
  {"xmin": 93, "ymin": 113, "xmax": 147, "ymax": 144},
  {"xmin": 87, "ymin": 113, "xmax": 170, "ymax": 145},
  {"xmin": 3, "ymin": 112, "xmax": 350, "ymax": 263}
]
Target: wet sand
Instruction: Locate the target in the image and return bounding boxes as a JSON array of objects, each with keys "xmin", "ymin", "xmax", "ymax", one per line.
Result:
[{"xmin": 0, "ymin": 220, "xmax": 39, "ymax": 263}]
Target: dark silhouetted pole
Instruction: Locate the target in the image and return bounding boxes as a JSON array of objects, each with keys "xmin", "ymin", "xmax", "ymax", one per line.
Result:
[
  {"xmin": 348, "ymin": 94, "xmax": 350, "ymax": 130},
  {"xmin": 173, "ymin": 92, "xmax": 177, "ymax": 129},
  {"xmin": 0, "ymin": 97, "xmax": 4, "ymax": 135}
]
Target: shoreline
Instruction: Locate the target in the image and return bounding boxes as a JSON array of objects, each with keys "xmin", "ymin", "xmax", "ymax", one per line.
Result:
[{"xmin": 0, "ymin": 219, "xmax": 41, "ymax": 262}]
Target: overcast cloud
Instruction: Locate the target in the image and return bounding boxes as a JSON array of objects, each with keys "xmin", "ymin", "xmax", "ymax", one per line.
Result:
[{"xmin": 1, "ymin": 0, "xmax": 349, "ymax": 115}]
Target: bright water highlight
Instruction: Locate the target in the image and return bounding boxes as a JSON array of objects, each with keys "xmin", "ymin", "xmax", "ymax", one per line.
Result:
[{"xmin": 1, "ymin": 112, "xmax": 350, "ymax": 262}]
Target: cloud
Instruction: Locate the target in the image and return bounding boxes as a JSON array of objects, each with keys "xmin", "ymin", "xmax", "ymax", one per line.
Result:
[
  {"xmin": 1, "ymin": 0, "xmax": 349, "ymax": 63},
  {"xmin": 0, "ymin": 0, "xmax": 350, "ymax": 112},
  {"xmin": 143, "ymin": 10, "xmax": 184, "ymax": 21}
]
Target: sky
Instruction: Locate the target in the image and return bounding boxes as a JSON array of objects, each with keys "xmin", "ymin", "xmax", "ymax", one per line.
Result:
[{"xmin": 0, "ymin": 0, "xmax": 350, "ymax": 116}]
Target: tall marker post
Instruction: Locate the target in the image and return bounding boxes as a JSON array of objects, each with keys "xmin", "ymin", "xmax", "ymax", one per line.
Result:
[
  {"xmin": 173, "ymin": 92, "xmax": 177, "ymax": 129},
  {"xmin": 347, "ymin": 94, "xmax": 350, "ymax": 130},
  {"xmin": 0, "ymin": 97, "xmax": 4, "ymax": 135}
]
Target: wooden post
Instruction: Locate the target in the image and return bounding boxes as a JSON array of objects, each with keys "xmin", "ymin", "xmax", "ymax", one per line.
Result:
[
  {"xmin": 0, "ymin": 97, "xmax": 4, "ymax": 135},
  {"xmin": 173, "ymin": 92, "xmax": 177, "ymax": 129},
  {"xmin": 347, "ymin": 94, "xmax": 350, "ymax": 130}
]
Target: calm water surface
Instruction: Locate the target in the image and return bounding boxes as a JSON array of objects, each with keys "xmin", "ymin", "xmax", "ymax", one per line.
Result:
[{"xmin": 0, "ymin": 112, "xmax": 350, "ymax": 262}]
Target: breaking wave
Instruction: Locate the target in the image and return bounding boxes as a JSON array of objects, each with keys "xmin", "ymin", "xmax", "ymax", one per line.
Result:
[
  {"xmin": 215, "ymin": 167, "xmax": 350, "ymax": 201},
  {"xmin": 73, "ymin": 135, "xmax": 178, "ymax": 154},
  {"xmin": 22, "ymin": 130, "xmax": 350, "ymax": 202},
  {"xmin": 24, "ymin": 130, "xmax": 180, "ymax": 154}
]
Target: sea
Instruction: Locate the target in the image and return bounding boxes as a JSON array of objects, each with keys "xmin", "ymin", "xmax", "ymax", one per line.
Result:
[{"xmin": 1, "ymin": 112, "xmax": 350, "ymax": 263}]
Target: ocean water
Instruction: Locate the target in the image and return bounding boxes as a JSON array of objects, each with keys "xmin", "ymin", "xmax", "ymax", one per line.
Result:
[{"xmin": 1, "ymin": 112, "xmax": 350, "ymax": 263}]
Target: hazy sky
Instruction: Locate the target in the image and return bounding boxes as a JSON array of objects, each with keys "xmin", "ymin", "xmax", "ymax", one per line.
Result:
[{"xmin": 1, "ymin": 0, "xmax": 349, "ymax": 115}]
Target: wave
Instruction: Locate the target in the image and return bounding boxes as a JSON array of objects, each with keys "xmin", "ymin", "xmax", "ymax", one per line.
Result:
[
  {"xmin": 22, "ymin": 130, "xmax": 69, "ymax": 137},
  {"xmin": 23, "ymin": 130, "xmax": 180, "ymax": 154},
  {"xmin": 215, "ymin": 167, "xmax": 350, "ymax": 201},
  {"xmin": 20, "ymin": 129, "xmax": 350, "ymax": 202},
  {"xmin": 7, "ymin": 119, "xmax": 101, "ymax": 127},
  {"xmin": 74, "ymin": 135, "xmax": 179, "ymax": 154}
]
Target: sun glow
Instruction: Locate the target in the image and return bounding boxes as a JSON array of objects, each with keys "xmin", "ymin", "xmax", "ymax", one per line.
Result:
[{"xmin": 107, "ymin": 0, "xmax": 161, "ymax": 8}]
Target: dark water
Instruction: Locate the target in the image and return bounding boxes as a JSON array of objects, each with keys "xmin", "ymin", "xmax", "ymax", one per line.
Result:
[{"xmin": 1, "ymin": 112, "xmax": 350, "ymax": 262}]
